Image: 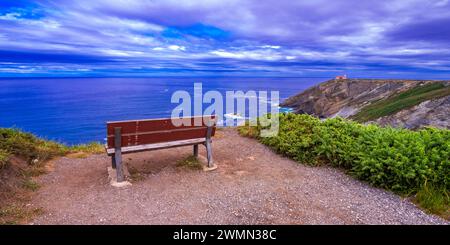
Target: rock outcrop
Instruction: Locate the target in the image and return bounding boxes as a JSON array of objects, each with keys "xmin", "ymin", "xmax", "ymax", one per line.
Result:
[
  {"xmin": 373, "ymin": 95, "xmax": 450, "ymax": 129},
  {"xmin": 281, "ymin": 79, "xmax": 450, "ymax": 129}
]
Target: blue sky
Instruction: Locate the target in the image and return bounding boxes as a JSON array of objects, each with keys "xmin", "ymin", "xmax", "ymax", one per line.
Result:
[{"xmin": 0, "ymin": 0, "xmax": 449, "ymax": 78}]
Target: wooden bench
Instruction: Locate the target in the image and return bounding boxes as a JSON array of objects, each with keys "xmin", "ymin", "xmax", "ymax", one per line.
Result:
[{"xmin": 105, "ymin": 116, "xmax": 216, "ymax": 182}]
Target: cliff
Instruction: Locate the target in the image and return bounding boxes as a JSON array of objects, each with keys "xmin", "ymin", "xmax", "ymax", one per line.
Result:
[{"xmin": 281, "ymin": 79, "xmax": 450, "ymax": 129}]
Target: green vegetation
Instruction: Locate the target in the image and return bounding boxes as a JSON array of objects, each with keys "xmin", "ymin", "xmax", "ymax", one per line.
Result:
[
  {"xmin": 0, "ymin": 149, "xmax": 10, "ymax": 169},
  {"xmin": 21, "ymin": 178, "xmax": 40, "ymax": 191},
  {"xmin": 239, "ymin": 113, "xmax": 449, "ymax": 217},
  {"xmin": 0, "ymin": 128, "xmax": 68, "ymax": 164},
  {"xmin": 128, "ymin": 166, "xmax": 145, "ymax": 182},
  {"xmin": 0, "ymin": 204, "xmax": 44, "ymax": 225},
  {"xmin": 176, "ymin": 155, "xmax": 203, "ymax": 170},
  {"xmin": 351, "ymin": 83, "xmax": 450, "ymax": 122},
  {"xmin": 0, "ymin": 128, "xmax": 104, "ymax": 166},
  {"xmin": 66, "ymin": 143, "xmax": 104, "ymax": 159},
  {"xmin": 415, "ymin": 182, "xmax": 449, "ymax": 216},
  {"xmin": 69, "ymin": 142, "xmax": 104, "ymax": 154}
]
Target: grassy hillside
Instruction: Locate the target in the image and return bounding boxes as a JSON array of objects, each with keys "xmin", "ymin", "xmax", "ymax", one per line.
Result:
[
  {"xmin": 0, "ymin": 128, "xmax": 103, "ymax": 224},
  {"xmin": 239, "ymin": 114, "xmax": 450, "ymax": 219},
  {"xmin": 351, "ymin": 83, "xmax": 450, "ymax": 122}
]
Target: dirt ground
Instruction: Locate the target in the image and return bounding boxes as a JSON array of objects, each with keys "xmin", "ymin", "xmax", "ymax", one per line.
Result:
[{"xmin": 30, "ymin": 128, "xmax": 447, "ymax": 224}]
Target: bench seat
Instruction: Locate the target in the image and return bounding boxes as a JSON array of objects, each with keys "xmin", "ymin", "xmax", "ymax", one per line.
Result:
[{"xmin": 105, "ymin": 137, "xmax": 206, "ymax": 155}]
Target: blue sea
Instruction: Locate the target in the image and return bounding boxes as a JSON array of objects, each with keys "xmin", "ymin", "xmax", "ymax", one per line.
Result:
[{"xmin": 0, "ymin": 77, "xmax": 326, "ymax": 144}]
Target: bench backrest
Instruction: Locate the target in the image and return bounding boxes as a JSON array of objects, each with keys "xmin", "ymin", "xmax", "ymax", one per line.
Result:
[{"xmin": 106, "ymin": 116, "xmax": 216, "ymax": 148}]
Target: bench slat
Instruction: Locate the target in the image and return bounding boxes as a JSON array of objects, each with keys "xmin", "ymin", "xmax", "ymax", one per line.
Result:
[
  {"xmin": 106, "ymin": 116, "xmax": 216, "ymax": 148},
  {"xmin": 106, "ymin": 138, "xmax": 206, "ymax": 155},
  {"xmin": 107, "ymin": 116, "xmax": 215, "ymax": 136},
  {"xmin": 106, "ymin": 127, "xmax": 215, "ymax": 148}
]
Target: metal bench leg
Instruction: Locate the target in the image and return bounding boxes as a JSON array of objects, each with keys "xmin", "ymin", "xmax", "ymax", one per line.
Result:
[
  {"xmin": 114, "ymin": 127, "xmax": 124, "ymax": 182},
  {"xmin": 111, "ymin": 154, "xmax": 116, "ymax": 169},
  {"xmin": 115, "ymin": 151, "xmax": 124, "ymax": 182},
  {"xmin": 193, "ymin": 144, "xmax": 198, "ymax": 158},
  {"xmin": 205, "ymin": 140, "xmax": 213, "ymax": 167},
  {"xmin": 205, "ymin": 124, "xmax": 213, "ymax": 168}
]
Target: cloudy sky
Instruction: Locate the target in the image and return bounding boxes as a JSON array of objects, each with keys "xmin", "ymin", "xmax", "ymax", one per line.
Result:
[{"xmin": 0, "ymin": 0, "xmax": 449, "ymax": 78}]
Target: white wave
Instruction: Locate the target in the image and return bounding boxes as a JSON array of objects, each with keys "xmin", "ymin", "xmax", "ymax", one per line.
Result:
[{"xmin": 224, "ymin": 112, "xmax": 245, "ymax": 119}]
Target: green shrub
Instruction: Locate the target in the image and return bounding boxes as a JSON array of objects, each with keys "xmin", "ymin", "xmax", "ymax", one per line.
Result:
[
  {"xmin": 239, "ymin": 113, "xmax": 450, "ymax": 215},
  {"xmin": 260, "ymin": 114, "xmax": 321, "ymax": 164},
  {"xmin": 0, "ymin": 128, "xmax": 103, "ymax": 168},
  {"xmin": 0, "ymin": 128, "xmax": 69, "ymax": 164}
]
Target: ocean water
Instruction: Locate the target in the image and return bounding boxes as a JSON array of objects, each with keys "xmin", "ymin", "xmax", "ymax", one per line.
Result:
[{"xmin": 0, "ymin": 77, "xmax": 326, "ymax": 144}]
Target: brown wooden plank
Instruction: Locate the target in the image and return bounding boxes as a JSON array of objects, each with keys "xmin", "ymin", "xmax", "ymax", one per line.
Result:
[
  {"xmin": 107, "ymin": 134, "xmax": 138, "ymax": 148},
  {"xmin": 107, "ymin": 121, "xmax": 137, "ymax": 135},
  {"xmin": 136, "ymin": 128, "xmax": 208, "ymax": 145},
  {"xmin": 107, "ymin": 116, "xmax": 215, "ymax": 136},
  {"xmin": 107, "ymin": 115, "xmax": 215, "ymax": 125},
  {"xmin": 106, "ymin": 127, "xmax": 216, "ymax": 148},
  {"xmin": 106, "ymin": 116, "xmax": 216, "ymax": 148}
]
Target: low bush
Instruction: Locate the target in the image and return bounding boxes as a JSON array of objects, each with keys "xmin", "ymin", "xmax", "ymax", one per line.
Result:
[
  {"xmin": 0, "ymin": 128, "xmax": 104, "ymax": 166},
  {"xmin": 0, "ymin": 128, "xmax": 68, "ymax": 165},
  {"xmin": 239, "ymin": 113, "xmax": 450, "ymax": 216}
]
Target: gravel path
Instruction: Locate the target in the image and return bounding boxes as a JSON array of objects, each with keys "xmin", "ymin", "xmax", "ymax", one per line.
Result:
[{"xmin": 30, "ymin": 128, "xmax": 447, "ymax": 224}]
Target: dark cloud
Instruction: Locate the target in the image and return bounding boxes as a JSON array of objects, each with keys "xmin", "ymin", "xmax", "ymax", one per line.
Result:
[
  {"xmin": 0, "ymin": 0, "xmax": 449, "ymax": 78},
  {"xmin": 0, "ymin": 50, "xmax": 117, "ymax": 63},
  {"xmin": 387, "ymin": 16, "xmax": 450, "ymax": 43}
]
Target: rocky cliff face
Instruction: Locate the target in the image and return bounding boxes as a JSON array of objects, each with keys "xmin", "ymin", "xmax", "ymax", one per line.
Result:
[
  {"xmin": 373, "ymin": 95, "xmax": 450, "ymax": 129},
  {"xmin": 281, "ymin": 79, "xmax": 450, "ymax": 129}
]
